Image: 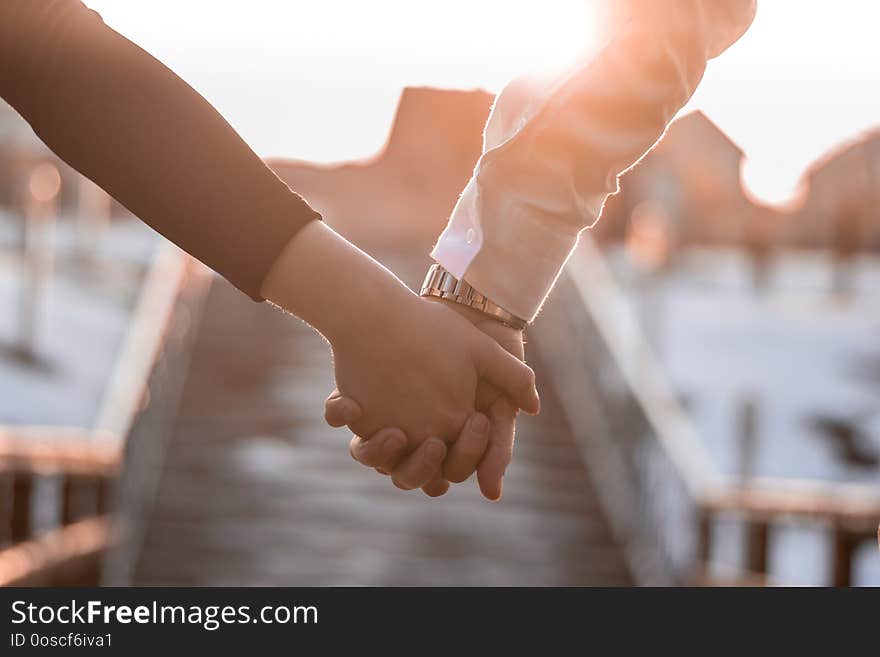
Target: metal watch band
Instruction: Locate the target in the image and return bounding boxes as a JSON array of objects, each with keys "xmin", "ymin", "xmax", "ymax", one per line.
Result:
[{"xmin": 419, "ymin": 264, "xmax": 528, "ymax": 330}]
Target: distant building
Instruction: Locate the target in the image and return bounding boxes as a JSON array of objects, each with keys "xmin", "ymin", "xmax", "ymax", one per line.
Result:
[
  {"xmin": 797, "ymin": 130, "xmax": 880, "ymax": 251},
  {"xmin": 598, "ymin": 111, "xmax": 753, "ymax": 249},
  {"xmin": 600, "ymin": 109, "xmax": 880, "ymax": 256},
  {"xmin": 8, "ymin": 85, "xmax": 873, "ymax": 258},
  {"xmin": 270, "ymin": 87, "xmax": 494, "ymax": 256}
]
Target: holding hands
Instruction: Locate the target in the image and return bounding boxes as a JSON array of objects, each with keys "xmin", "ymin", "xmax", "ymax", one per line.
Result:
[
  {"xmin": 327, "ymin": 306, "xmax": 528, "ymax": 500},
  {"xmin": 260, "ymin": 222, "xmax": 538, "ymax": 501}
]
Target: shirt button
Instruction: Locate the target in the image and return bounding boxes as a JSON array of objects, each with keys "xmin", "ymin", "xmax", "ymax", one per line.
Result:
[{"xmin": 465, "ymin": 228, "xmax": 475, "ymax": 244}]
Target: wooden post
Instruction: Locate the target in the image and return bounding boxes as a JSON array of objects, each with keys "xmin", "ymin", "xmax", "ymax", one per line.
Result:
[
  {"xmin": 61, "ymin": 475, "xmax": 78, "ymax": 525},
  {"xmin": 0, "ymin": 473, "xmax": 11, "ymax": 547},
  {"xmin": 11, "ymin": 471, "xmax": 34, "ymax": 543},
  {"xmin": 745, "ymin": 521, "xmax": 770, "ymax": 577},
  {"xmin": 18, "ymin": 162, "xmax": 60, "ymax": 359},
  {"xmin": 697, "ymin": 508, "xmax": 713, "ymax": 581},
  {"xmin": 832, "ymin": 527, "xmax": 858, "ymax": 587}
]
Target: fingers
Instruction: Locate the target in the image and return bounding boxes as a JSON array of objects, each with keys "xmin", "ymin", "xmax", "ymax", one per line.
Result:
[
  {"xmin": 324, "ymin": 389, "xmax": 363, "ymax": 428},
  {"xmin": 350, "ymin": 429, "xmax": 447, "ymax": 492},
  {"xmin": 474, "ymin": 338, "xmax": 540, "ymax": 414},
  {"xmin": 421, "ymin": 475, "xmax": 451, "ymax": 498},
  {"xmin": 352, "ymin": 431, "xmax": 451, "ymax": 498},
  {"xmin": 391, "ymin": 438, "xmax": 447, "ymax": 491},
  {"xmin": 349, "ymin": 427, "xmax": 406, "ymax": 469},
  {"xmin": 348, "ymin": 411, "xmax": 506, "ymax": 498},
  {"xmin": 476, "ymin": 397, "xmax": 518, "ymax": 501},
  {"xmin": 442, "ymin": 412, "xmax": 490, "ymax": 483}
]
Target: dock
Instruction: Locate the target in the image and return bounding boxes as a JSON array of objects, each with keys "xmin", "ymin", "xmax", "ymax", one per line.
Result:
[{"xmin": 131, "ymin": 277, "xmax": 632, "ymax": 586}]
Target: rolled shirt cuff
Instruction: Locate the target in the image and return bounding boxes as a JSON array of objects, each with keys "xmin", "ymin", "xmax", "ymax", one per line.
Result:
[{"xmin": 431, "ymin": 175, "xmax": 599, "ymax": 323}]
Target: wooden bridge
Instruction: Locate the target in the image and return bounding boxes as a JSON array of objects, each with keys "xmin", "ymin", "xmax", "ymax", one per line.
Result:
[
  {"xmin": 2, "ymin": 88, "xmax": 878, "ymax": 585},
  {"xmin": 3, "ymin": 241, "xmax": 879, "ymax": 586},
  {"xmin": 4, "ymin": 243, "xmax": 879, "ymax": 586},
  {"xmin": 128, "ymin": 274, "xmax": 633, "ymax": 586}
]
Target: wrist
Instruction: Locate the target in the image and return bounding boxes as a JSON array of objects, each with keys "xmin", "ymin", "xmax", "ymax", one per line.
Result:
[
  {"xmin": 330, "ymin": 276, "xmax": 418, "ymax": 347},
  {"xmin": 420, "ymin": 264, "xmax": 527, "ymax": 330},
  {"xmin": 426, "ymin": 295, "xmax": 521, "ymax": 332},
  {"xmin": 260, "ymin": 222, "xmax": 415, "ymax": 345}
]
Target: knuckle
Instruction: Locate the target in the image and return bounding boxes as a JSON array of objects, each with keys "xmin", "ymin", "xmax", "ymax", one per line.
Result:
[
  {"xmin": 423, "ymin": 484, "xmax": 449, "ymax": 498},
  {"xmin": 457, "ymin": 439, "xmax": 485, "ymax": 464},
  {"xmin": 440, "ymin": 409, "xmax": 469, "ymax": 437},
  {"xmin": 346, "ymin": 418, "xmax": 367, "ymax": 437},
  {"xmin": 350, "ymin": 435, "xmax": 382, "ymax": 467},
  {"xmin": 392, "ymin": 475, "xmax": 416, "ymax": 491},
  {"xmin": 444, "ymin": 466, "xmax": 471, "ymax": 484}
]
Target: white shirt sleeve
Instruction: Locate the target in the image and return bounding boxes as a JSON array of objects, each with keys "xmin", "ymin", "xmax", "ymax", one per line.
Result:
[{"xmin": 432, "ymin": 0, "xmax": 756, "ymax": 322}]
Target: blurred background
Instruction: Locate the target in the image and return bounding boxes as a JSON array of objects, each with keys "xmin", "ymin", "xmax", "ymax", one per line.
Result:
[{"xmin": 1, "ymin": 0, "xmax": 878, "ymax": 586}]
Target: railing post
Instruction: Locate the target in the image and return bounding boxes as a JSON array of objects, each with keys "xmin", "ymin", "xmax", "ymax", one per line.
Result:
[
  {"xmin": 832, "ymin": 527, "xmax": 857, "ymax": 587},
  {"xmin": 11, "ymin": 471, "xmax": 34, "ymax": 542},
  {"xmin": 745, "ymin": 520, "xmax": 770, "ymax": 577},
  {"xmin": 61, "ymin": 475, "xmax": 78, "ymax": 525},
  {"xmin": 0, "ymin": 473, "xmax": 11, "ymax": 547},
  {"xmin": 698, "ymin": 510, "xmax": 712, "ymax": 562},
  {"xmin": 696, "ymin": 508, "xmax": 713, "ymax": 583},
  {"xmin": 18, "ymin": 162, "xmax": 60, "ymax": 360}
]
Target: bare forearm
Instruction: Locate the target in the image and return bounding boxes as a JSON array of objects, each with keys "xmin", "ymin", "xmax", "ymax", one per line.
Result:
[{"xmin": 260, "ymin": 222, "xmax": 416, "ymax": 345}]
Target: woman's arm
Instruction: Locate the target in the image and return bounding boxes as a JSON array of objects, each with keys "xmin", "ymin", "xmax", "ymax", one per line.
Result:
[{"xmin": 0, "ymin": 0, "xmax": 316, "ymax": 299}]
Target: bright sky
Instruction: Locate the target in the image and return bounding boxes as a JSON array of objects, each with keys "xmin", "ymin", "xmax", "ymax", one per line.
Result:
[
  {"xmin": 690, "ymin": 1, "xmax": 880, "ymax": 204},
  {"xmin": 86, "ymin": 0, "xmax": 879, "ymax": 205}
]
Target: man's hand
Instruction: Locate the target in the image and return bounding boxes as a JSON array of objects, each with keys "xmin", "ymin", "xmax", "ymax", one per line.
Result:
[
  {"xmin": 456, "ymin": 308, "xmax": 525, "ymax": 500},
  {"xmin": 325, "ymin": 300, "xmax": 529, "ymax": 501}
]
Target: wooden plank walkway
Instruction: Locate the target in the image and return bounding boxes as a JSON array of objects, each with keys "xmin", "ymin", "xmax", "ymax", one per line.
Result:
[{"xmin": 132, "ymin": 276, "xmax": 632, "ymax": 586}]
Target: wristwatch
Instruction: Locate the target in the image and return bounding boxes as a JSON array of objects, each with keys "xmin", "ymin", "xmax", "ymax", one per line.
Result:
[{"xmin": 420, "ymin": 264, "xmax": 527, "ymax": 330}]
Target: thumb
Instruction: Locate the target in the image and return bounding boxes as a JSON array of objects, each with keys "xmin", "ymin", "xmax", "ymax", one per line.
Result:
[
  {"xmin": 473, "ymin": 338, "xmax": 540, "ymax": 415},
  {"xmin": 324, "ymin": 389, "xmax": 363, "ymax": 428}
]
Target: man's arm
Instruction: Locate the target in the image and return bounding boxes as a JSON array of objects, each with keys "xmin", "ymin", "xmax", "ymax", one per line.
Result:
[
  {"xmin": 432, "ymin": 0, "xmax": 757, "ymax": 322},
  {"xmin": 336, "ymin": 1, "xmax": 756, "ymax": 501}
]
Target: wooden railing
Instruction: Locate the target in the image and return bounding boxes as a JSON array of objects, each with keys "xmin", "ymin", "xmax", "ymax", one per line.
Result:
[
  {"xmin": 534, "ymin": 236, "xmax": 880, "ymax": 586},
  {"xmin": 0, "ymin": 241, "xmax": 209, "ymax": 586},
  {"xmin": 698, "ymin": 479, "xmax": 880, "ymax": 586},
  {"xmin": 0, "ymin": 428, "xmax": 118, "ymax": 585}
]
